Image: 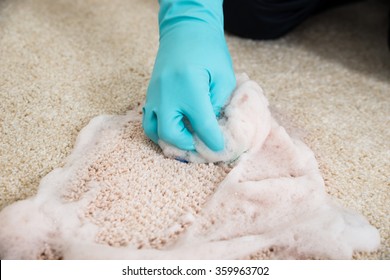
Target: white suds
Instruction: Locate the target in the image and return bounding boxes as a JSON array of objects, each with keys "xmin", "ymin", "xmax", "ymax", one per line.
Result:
[
  {"xmin": 159, "ymin": 74, "xmax": 271, "ymax": 163},
  {"xmin": 0, "ymin": 74, "xmax": 380, "ymax": 259}
]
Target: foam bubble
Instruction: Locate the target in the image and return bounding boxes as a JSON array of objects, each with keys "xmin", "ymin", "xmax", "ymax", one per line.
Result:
[{"xmin": 0, "ymin": 74, "xmax": 380, "ymax": 259}]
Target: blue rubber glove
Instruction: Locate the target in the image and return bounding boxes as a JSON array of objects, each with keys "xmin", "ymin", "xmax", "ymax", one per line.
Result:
[{"xmin": 143, "ymin": 0, "xmax": 236, "ymax": 151}]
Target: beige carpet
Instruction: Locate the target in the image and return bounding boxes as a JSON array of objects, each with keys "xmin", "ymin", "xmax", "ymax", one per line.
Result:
[{"xmin": 0, "ymin": 0, "xmax": 389, "ymax": 259}]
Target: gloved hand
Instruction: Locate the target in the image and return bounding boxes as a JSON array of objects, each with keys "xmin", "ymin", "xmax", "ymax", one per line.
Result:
[{"xmin": 143, "ymin": 0, "xmax": 236, "ymax": 151}]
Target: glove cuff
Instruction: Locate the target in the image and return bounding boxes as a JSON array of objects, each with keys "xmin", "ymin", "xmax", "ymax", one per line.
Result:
[{"xmin": 158, "ymin": 0, "xmax": 224, "ymax": 37}]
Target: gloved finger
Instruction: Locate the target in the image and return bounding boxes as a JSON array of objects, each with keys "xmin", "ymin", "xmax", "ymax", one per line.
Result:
[
  {"xmin": 210, "ymin": 72, "xmax": 236, "ymax": 116},
  {"xmin": 157, "ymin": 111, "xmax": 195, "ymax": 151},
  {"xmin": 186, "ymin": 94, "xmax": 225, "ymax": 152},
  {"xmin": 142, "ymin": 106, "xmax": 159, "ymax": 144}
]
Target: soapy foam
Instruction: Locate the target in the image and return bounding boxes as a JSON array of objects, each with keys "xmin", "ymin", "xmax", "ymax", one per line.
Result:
[
  {"xmin": 160, "ymin": 74, "xmax": 271, "ymax": 163},
  {"xmin": 0, "ymin": 74, "xmax": 380, "ymax": 259}
]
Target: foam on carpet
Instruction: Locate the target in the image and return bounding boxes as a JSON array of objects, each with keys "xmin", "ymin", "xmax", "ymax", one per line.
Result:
[
  {"xmin": 0, "ymin": 74, "xmax": 380, "ymax": 259},
  {"xmin": 0, "ymin": 0, "xmax": 389, "ymax": 259}
]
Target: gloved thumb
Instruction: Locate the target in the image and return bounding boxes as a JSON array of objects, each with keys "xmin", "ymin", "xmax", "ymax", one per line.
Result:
[
  {"xmin": 210, "ymin": 74, "xmax": 236, "ymax": 117},
  {"xmin": 186, "ymin": 97, "xmax": 225, "ymax": 152}
]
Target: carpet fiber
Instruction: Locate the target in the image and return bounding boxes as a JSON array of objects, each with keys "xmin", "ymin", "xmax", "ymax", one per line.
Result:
[{"xmin": 0, "ymin": 0, "xmax": 389, "ymax": 259}]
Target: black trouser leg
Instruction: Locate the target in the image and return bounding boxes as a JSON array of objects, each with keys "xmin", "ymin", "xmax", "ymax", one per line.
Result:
[{"xmin": 223, "ymin": 0, "xmax": 362, "ymax": 40}]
